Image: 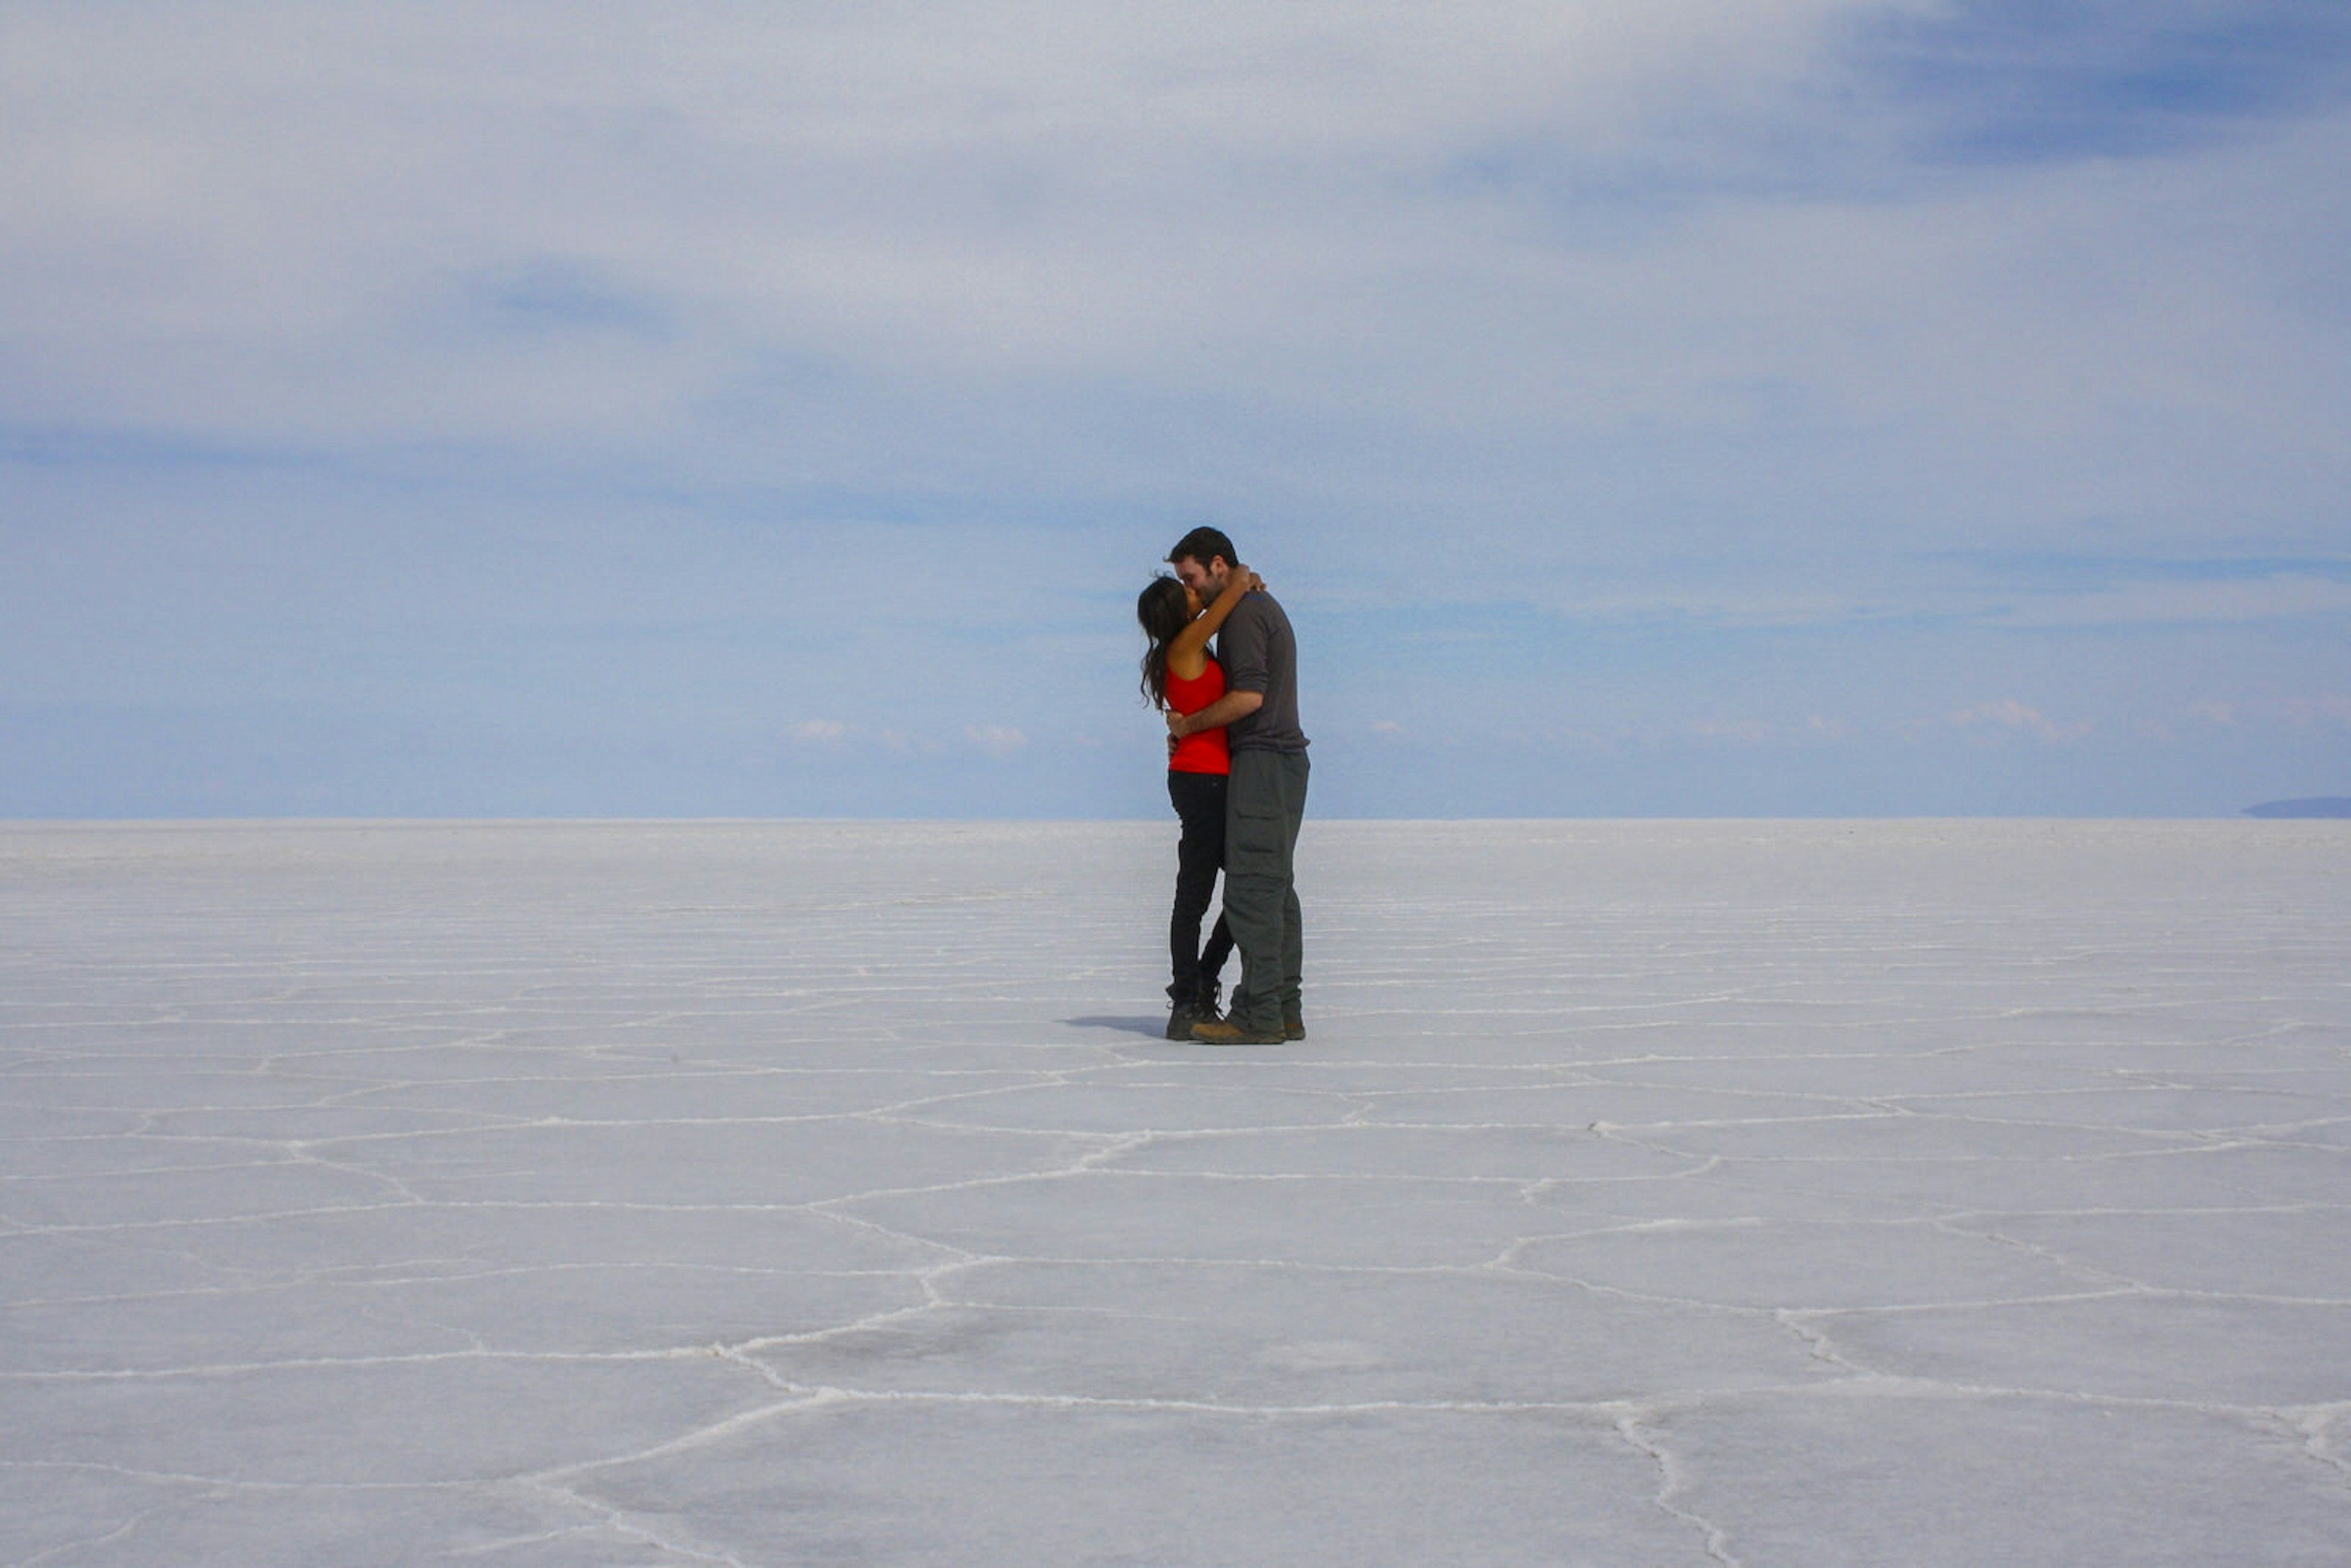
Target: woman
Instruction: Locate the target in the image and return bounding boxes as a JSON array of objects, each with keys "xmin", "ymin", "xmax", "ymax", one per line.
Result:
[{"xmin": 1136, "ymin": 563, "xmax": 1262, "ymax": 1038}]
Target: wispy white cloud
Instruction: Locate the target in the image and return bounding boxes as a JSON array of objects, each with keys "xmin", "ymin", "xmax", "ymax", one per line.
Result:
[
  {"xmin": 790, "ymin": 719, "xmax": 848, "ymax": 747},
  {"xmin": 2276, "ymin": 694, "xmax": 2351, "ymax": 729},
  {"xmin": 964, "ymin": 724, "xmax": 1027, "ymax": 757},
  {"xmin": 6, "ymin": 4, "xmax": 2344, "ymax": 592},
  {"xmin": 1948, "ymin": 699, "xmax": 2093, "ymax": 744}
]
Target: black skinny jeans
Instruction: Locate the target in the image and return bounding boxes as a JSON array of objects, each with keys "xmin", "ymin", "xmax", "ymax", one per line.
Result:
[{"xmin": 1167, "ymin": 769, "xmax": 1235, "ymax": 1003}]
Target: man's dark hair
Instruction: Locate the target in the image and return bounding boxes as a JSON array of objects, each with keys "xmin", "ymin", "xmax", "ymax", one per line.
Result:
[{"xmin": 1166, "ymin": 525, "xmax": 1237, "ymax": 571}]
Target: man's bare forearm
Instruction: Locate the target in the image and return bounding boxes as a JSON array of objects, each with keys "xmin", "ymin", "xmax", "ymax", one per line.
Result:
[{"xmin": 1168, "ymin": 689, "xmax": 1265, "ymax": 737}]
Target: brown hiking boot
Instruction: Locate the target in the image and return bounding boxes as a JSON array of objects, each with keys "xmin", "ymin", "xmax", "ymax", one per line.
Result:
[{"xmin": 1191, "ymin": 1018, "xmax": 1286, "ymax": 1046}]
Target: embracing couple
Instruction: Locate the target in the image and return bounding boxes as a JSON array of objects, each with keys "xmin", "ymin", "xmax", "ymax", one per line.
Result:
[{"xmin": 1135, "ymin": 527, "xmax": 1310, "ymax": 1046}]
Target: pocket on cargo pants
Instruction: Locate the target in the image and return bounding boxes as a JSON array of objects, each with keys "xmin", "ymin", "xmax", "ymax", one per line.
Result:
[
  {"xmin": 1228, "ymin": 767, "xmax": 1292, "ymax": 879},
  {"xmin": 1230, "ymin": 796, "xmax": 1289, "ymax": 868}
]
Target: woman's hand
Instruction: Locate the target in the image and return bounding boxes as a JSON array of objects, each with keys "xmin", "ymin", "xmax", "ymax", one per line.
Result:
[{"xmin": 1171, "ymin": 564, "xmax": 1263, "ymax": 664}]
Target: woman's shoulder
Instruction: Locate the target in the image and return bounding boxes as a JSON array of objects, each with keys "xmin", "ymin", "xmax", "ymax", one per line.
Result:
[{"xmin": 1172, "ymin": 642, "xmax": 1222, "ymax": 672}]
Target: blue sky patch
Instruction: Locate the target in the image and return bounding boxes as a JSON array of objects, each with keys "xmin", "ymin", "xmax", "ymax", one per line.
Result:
[
  {"xmin": 462, "ymin": 259, "xmax": 674, "ymax": 337},
  {"xmin": 1853, "ymin": 0, "xmax": 2351, "ymax": 163}
]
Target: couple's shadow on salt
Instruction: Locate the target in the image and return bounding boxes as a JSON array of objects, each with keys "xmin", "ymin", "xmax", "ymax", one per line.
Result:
[{"xmin": 1062, "ymin": 1015, "xmax": 1170, "ymax": 1038}]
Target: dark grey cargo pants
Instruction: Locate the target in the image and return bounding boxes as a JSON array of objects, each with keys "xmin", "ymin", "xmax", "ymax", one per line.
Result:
[{"xmin": 1223, "ymin": 748, "xmax": 1308, "ymax": 1033}]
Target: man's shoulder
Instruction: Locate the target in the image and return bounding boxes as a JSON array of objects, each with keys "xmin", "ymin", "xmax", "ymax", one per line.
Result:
[
  {"xmin": 1236, "ymin": 590, "xmax": 1291, "ymax": 631},
  {"xmin": 1219, "ymin": 590, "xmax": 1292, "ymax": 662}
]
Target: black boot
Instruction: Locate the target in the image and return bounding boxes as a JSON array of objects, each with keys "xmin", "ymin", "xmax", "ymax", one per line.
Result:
[{"xmin": 1165, "ymin": 976, "xmax": 1223, "ymax": 1040}]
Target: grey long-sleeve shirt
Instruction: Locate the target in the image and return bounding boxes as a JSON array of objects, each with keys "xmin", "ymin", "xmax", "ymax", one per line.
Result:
[{"xmin": 1216, "ymin": 591, "xmax": 1309, "ymax": 753}]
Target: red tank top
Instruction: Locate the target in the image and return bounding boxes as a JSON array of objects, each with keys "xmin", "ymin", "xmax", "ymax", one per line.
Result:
[{"xmin": 1166, "ymin": 657, "xmax": 1231, "ymax": 776}]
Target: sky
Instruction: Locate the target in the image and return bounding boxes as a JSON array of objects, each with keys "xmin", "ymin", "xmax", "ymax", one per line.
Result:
[{"xmin": 4, "ymin": 0, "xmax": 2348, "ymax": 819}]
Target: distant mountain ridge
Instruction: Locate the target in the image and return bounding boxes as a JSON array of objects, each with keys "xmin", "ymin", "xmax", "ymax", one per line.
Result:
[{"xmin": 2242, "ymin": 797, "xmax": 2351, "ymax": 819}]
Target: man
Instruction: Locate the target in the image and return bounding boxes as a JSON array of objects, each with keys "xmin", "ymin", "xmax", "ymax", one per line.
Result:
[{"xmin": 1162, "ymin": 526, "xmax": 1309, "ymax": 1045}]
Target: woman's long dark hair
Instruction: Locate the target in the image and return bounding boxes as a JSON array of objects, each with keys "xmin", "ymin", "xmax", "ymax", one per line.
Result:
[{"xmin": 1136, "ymin": 576, "xmax": 1193, "ymax": 711}]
